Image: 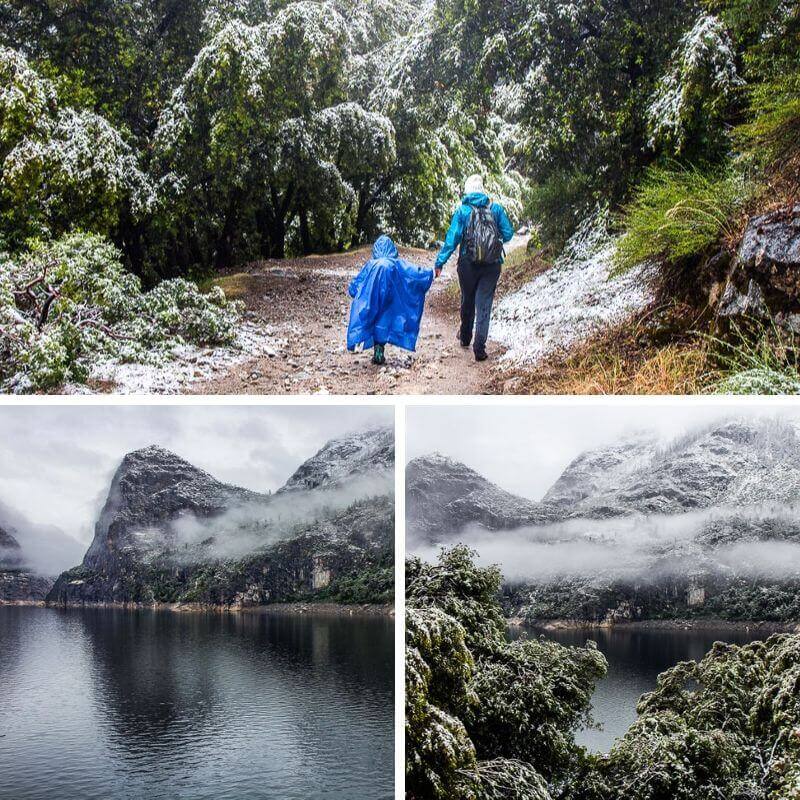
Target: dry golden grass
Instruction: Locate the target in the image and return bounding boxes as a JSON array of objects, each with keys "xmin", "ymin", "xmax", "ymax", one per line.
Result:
[{"xmin": 494, "ymin": 324, "xmax": 717, "ymax": 395}]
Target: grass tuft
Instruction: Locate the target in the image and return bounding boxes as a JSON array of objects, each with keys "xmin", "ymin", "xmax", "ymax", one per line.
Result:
[
  {"xmin": 612, "ymin": 164, "xmax": 751, "ymax": 275},
  {"xmin": 708, "ymin": 318, "xmax": 800, "ymax": 395}
]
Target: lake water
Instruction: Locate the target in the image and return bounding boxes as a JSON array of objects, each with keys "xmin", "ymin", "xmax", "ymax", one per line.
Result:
[
  {"xmin": 514, "ymin": 624, "xmax": 781, "ymax": 752},
  {"xmin": 0, "ymin": 606, "xmax": 394, "ymax": 800}
]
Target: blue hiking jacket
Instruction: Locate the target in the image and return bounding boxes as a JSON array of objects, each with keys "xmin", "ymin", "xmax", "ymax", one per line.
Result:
[
  {"xmin": 435, "ymin": 192, "xmax": 515, "ymax": 270},
  {"xmin": 347, "ymin": 235, "xmax": 434, "ymax": 353}
]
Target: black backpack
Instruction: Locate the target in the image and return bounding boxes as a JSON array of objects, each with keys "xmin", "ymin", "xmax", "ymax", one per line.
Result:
[{"xmin": 464, "ymin": 203, "xmax": 504, "ymax": 266}]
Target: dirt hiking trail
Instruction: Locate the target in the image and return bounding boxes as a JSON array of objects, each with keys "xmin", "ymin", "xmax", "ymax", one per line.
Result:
[{"xmin": 198, "ymin": 241, "xmax": 527, "ymax": 396}]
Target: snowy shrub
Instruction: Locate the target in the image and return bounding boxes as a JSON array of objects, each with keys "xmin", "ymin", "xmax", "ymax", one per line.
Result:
[
  {"xmin": 578, "ymin": 634, "xmax": 800, "ymax": 800},
  {"xmin": 647, "ymin": 14, "xmax": 743, "ymax": 154},
  {"xmin": 475, "ymin": 759, "xmax": 551, "ymax": 800},
  {"xmin": 405, "ymin": 547, "xmax": 607, "ymax": 800},
  {"xmin": 0, "ymin": 233, "xmax": 241, "ymax": 392},
  {"xmin": 613, "ymin": 164, "xmax": 750, "ymax": 273},
  {"xmin": 714, "ymin": 368, "xmax": 800, "ymax": 395}
]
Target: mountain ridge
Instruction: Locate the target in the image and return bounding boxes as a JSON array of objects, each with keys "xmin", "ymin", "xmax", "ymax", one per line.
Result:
[{"xmin": 408, "ymin": 418, "xmax": 800, "ymax": 623}]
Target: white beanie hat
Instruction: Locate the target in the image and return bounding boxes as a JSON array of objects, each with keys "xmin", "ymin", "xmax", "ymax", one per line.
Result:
[{"xmin": 464, "ymin": 174, "xmax": 485, "ymax": 195}]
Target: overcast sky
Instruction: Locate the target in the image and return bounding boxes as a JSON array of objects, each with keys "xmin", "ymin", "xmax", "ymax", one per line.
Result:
[
  {"xmin": 407, "ymin": 403, "xmax": 800, "ymax": 501},
  {"xmin": 0, "ymin": 404, "xmax": 392, "ymax": 545}
]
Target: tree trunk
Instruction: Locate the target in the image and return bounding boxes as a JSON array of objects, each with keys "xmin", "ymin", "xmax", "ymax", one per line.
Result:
[
  {"xmin": 214, "ymin": 195, "xmax": 239, "ymax": 270},
  {"xmin": 270, "ymin": 217, "xmax": 286, "ymax": 259},
  {"xmin": 299, "ymin": 208, "xmax": 312, "ymax": 255}
]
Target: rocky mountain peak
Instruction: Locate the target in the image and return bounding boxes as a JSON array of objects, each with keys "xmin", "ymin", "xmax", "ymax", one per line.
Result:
[
  {"xmin": 279, "ymin": 426, "xmax": 394, "ymax": 493},
  {"xmin": 407, "ymin": 453, "xmax": 550, "ymax": 542},
  {"xmin": 83, "ymin": 446, "xmax": 267, "ymax": 570},
  {"xmin": 0, "ymin": 524, "xmax": 21, "ymax": 551},
  {"xmin": 0, "ymin": 524, "xmax": 23, "ymax": 570},
  {"xmin": 544, "ymin": 433, "xmax": 658, "ymax": 508}
]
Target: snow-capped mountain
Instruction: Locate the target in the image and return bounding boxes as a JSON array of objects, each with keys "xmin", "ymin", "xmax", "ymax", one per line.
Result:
[
  {"xmin": 49, "ymin": 430, "xmax": 395, "ymax": 607},
  {"xmin": 279, "ymin": 426, "xmax": 393, "ymax": 492},
  {"xmin": 82, "ymin": 445, "xmax": 266, "ymax": 570},
  {"xmin": 406, "ymin": 453, "xmax": 552, "ymax": 543},
  {"xmin": 408, "ymin": 419, "xmax": 800, "ymax": 623}
]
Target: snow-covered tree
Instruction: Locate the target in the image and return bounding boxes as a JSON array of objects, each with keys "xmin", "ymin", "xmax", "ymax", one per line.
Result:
[
  {"xmin": 0, "ymin": 47, "xmax": 153, "ymax": 248},
  {"xmin": 647, "ymin": 14, "xmax": 743, "ymax": 154},
  {"xmin": 406, "ymin": 547, "xmax": 607, "ymax": 800}
]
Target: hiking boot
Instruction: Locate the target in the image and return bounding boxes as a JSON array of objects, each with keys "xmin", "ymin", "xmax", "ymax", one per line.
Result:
[
  {"xmin": 474, "ymin": 348, "xmax": 488, "ymax": 362},
  {"xmin": 457, "ymin": 332, "xmax": 471, "ymax": 348},
  {"xmin": 372, "ymin": 344, "xmax": 386, "ymax": 365}
]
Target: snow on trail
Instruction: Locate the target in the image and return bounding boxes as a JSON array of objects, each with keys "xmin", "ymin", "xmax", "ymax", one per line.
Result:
[
  {"xmin": 492, "ymin": 213, "xmax": 656, "ymax": 366},
  {"xmin": 70, "ymin": 322, "xmax": 285, "ymax": 394}
]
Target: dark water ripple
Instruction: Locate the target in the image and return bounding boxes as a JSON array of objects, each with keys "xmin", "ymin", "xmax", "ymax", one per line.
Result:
[{"xmin": 0, "ymin": 607, "xmax": 394, "ymax": 800}]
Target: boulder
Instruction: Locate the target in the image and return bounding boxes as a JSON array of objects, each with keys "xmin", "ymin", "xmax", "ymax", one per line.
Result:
[
  {"xmin": 718, "ymin": 279, "xmax": 769, "ymax": 319},
  {"xmin": 738, "ymin": 204, "xmax": 800, "ymax": 299}
]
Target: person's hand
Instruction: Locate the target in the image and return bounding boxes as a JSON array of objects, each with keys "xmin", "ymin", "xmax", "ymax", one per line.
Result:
[{"xmin": 435, "ymin": 267, "xmax": 442, "ymax": 279}]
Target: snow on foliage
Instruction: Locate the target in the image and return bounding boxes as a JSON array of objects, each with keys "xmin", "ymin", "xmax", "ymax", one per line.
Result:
[
  {"xmin": 647, "ymin": 14, "xmax": 743, "ymax": 152},
  {"xmin": 0, "ymin": 46, "xmax": 57, "ymax": 144},
  {"xmin": 0, "ymin": 233, "xmax": 243, "ymax": 393},
  {"xmin": 5, "ymin": 107, "xmax": 154, "ymax": 216},
  {"xmin": 0, "ymin": 47, "xmax": 153, "ymax": 244},
  {"xmin": 406, "ymin": 546, "xmax": 606, "ymax": 800},
  {"xmin": 491, "ymin": 211, "xmax": 656, "ymax": 366},
  {"xmin": 580, "ymin": 633, "xmax": 800, "ymax": 800}
]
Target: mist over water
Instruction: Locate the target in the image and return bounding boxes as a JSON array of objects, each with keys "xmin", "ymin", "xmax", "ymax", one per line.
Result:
[
  {"xmin": 411, "ymin": 501, "xmax": 800, "ymax": 583},
  {"xmin": 0, "ymin": 500, "xmax": 84, "ymax": 575}
]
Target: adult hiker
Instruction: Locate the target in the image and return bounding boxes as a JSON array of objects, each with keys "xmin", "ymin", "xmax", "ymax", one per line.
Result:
[
  {"xmin": 347, "ymin": 234, "xmax": 434, "ymax": 366},
  {"xmin": 434, "ymin": 174, "xmax": 515, "ymax": 361}
]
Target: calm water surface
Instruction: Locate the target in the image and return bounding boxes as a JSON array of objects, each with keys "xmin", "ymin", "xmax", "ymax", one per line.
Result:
[
  {"xmin": 515, "ymin": 624, "xmax": 781, "ymax": 752},
  {"xmin": 0, "ymin": 606, "xmax": 394, "ymax": 800}
]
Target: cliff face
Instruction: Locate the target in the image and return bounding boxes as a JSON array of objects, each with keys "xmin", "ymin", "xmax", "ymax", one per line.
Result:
[
  {"xmin": 0, "ymin": 524, "xmax": 52, "ymax": 602},
  {"xmin": 49, "ymin": 429, "xmax": 394, "ymax": 607},
  {"xmin": 82, "ymin": 445, "xmax": 266, "ymax": 571},
  {"xmin": 410, "ymin": 420, "xmax": 800, "ymax": 623}
]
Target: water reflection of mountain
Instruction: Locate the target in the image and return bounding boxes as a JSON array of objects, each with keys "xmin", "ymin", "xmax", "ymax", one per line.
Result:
[
  {"xmin": 72, "ymin": 607, "xmax": 393, "ymax": 795},
  {"xmin": 0, "ymin": 606, "xmax": 393, "ymax": 800}
]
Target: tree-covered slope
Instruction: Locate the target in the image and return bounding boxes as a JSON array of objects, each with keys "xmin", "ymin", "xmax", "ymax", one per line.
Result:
[{"xmin": 408, "ymin": 548, "xmax": 800, "ymax": 800}]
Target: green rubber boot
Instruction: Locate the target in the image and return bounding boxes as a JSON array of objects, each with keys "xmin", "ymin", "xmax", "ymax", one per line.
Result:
[{"xmin": 372, "ymin": 344, "xmax": 386, "ymax": 365}]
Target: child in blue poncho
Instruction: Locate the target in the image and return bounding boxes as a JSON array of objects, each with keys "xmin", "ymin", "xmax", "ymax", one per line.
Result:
[{"xmin": 347, "ymin": 235, "xmax": 434, "ymax": 365}]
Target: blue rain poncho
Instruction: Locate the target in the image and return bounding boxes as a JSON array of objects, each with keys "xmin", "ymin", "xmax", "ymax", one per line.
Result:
[{"xmin": 347, "ymin": 235, "xmax": 434, "ymax": 353}]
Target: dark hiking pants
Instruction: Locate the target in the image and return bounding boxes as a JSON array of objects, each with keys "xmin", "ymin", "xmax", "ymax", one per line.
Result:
[{"xmin": 457, "ymin": 258, "xmax": 501, "ymax": 354}]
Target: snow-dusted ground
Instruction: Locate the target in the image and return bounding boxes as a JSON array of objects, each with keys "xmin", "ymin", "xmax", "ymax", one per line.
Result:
[
  {"xmin": 491, "ymin": 214, "xmax": 656, "ymax": 366},
  {"xmin": 69, "ymin": 321, "xmax": 285, "ymax": 395}
]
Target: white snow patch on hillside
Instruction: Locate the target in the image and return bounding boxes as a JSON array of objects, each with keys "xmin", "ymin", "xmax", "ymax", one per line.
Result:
[
  {"xmin": 70, "ymin": 322, "xmax": 284, "ymax": 395},
  {"xmin": 491, "ymin": 213, "xmax": 656, "ymax": 366}
]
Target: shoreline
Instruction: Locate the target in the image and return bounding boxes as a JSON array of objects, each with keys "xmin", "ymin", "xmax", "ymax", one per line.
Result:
[
  {"xmin": 511, "ymin": 617, "xmax": 800, "ymax": 633},
  {"xmin": 1, "ymin": 599, "xmax": 394, "ymax": 617}
]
